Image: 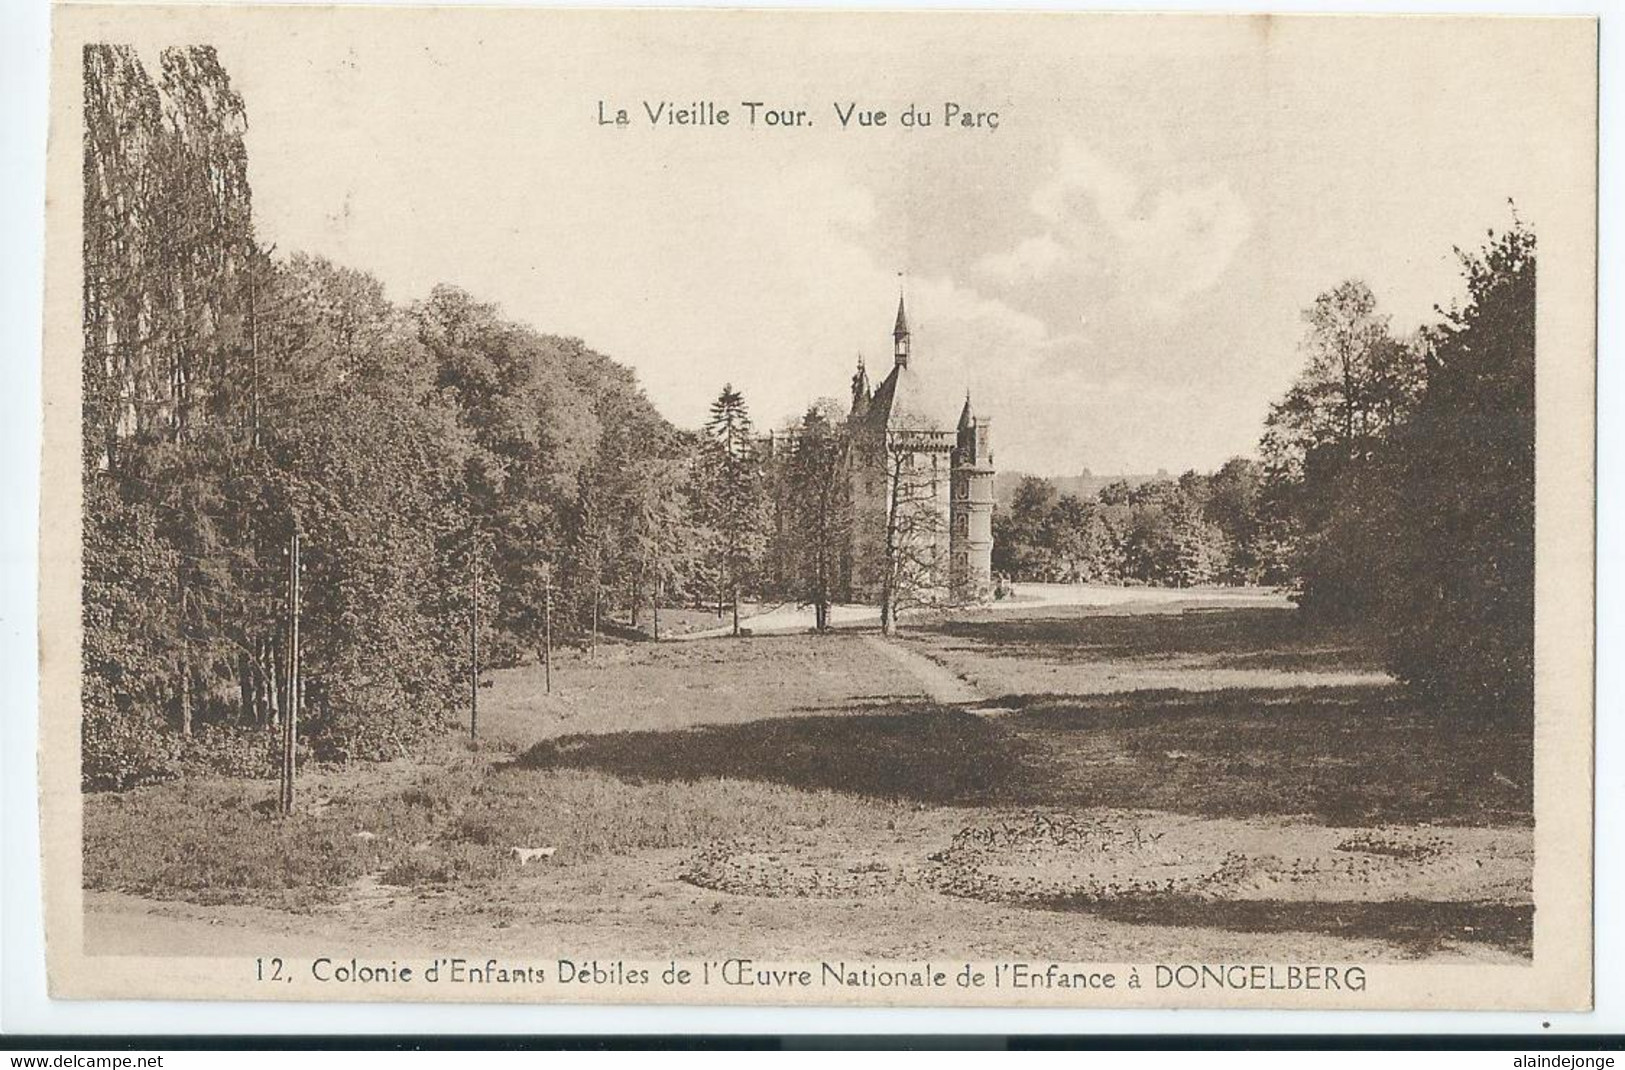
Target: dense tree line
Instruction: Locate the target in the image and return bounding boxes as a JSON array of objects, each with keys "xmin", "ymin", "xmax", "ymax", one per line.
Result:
[
  {"xmin": 82, "ymin": 45, "xmax": 696, "ymax": 787},
  {"xmin": 992, "ymin": 458, "xmax": 1277, "ymax": 588}
]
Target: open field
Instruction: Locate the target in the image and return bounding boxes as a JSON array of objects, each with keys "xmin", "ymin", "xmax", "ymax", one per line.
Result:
[{"xmin": 84, "ymin": 592, "xmax": 1533, "ymax": 963}]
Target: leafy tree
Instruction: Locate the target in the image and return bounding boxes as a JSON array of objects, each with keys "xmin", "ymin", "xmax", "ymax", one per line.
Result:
[
  {"xmin": 563, "ymin": 472, "xmax": 606, "ymax": 652},
  {"xmin": 1260, "ymin": 279, "xmax": 1424, "ymax": 617},
  {"xmin": 879, "ymin": 435, "xmax": 949, "ymax": 634},
  {"xmin": 1203, "ymin": 457, "xmax": 1266, "ymax": 583},
  {"xmin": 1097, "ymin": 479, "xmax": 1134, "ymax": 507},
  {"xmin": 992, "ymin": 476, "xmax": 1058, "ymax": 579},
  {"xmin": 1373, "ymin": 221, "xmax": 1536, "ymax": 717},
  {"xmin": 1044, "ymin": 495, "xmax": 1102, "ymax": 582},
  {"xmin": 81, "ymin": 476, "xmax": 183, "ymax": 788},
  {"xmin": 630, "ymin": 457, "xmax": 697, "ymax": 640},
  {"xmin": 782, "ymin": 404, "xmax": 853, "ymax": 631}
]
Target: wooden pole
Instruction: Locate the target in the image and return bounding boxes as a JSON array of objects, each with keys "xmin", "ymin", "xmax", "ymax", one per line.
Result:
[
  {"xmin": 290, "ymin": 532, "xmax": 300, "ymax": 812},
  {"xmin": 543, "ymin": 565, "xmax": 553, "ymax": 695},
  {"xmin": 470, "ymin": 541, "xmax": 480, "ymax": 745},
  {"xmin": 281, "ymin": 540, "xmax": 290, "ymax": 812},
  {"xmin": 281, "ymin": 550, "xmax": 288, "ymax": 812},
  {"xmin": 281, "ymin": 531, "xmax": 300, "ymax": 815},
  {"xmin": 178, "ymin": 580, "xmax": 192, "ymax": 739}
]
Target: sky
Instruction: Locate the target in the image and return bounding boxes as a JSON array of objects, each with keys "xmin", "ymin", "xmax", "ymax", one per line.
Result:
[{"xmin": 176, "ymin": 10, "xmax": 1593, "ymax": 475}]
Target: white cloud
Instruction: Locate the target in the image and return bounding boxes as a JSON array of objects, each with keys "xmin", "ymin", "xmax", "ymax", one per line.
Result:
[
  {"xmin": 401, "ymin": 155, "xmax": 1058, "ymax": 444},
  {"xmin": 975, "ymin": 233, "xmax": 1068, "ymax": 284},
  {"xmin": 985, "ymin": 138, "xmax": 1252, "ymax": 317}
]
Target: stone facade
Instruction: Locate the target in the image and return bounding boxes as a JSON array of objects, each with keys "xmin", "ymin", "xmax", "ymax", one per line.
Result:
[
  {"xmin": 844, "ymin": 296, "xmax": 995, "ymax": 606},
  {"xmin": 951, "ymin": 395, "xmax": 996, "ymax": 602}
]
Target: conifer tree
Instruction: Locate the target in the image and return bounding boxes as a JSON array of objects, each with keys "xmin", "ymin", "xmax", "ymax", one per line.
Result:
[{"xmin": 698, "ymin": 384, "xmax": 765, "ymax": 636}]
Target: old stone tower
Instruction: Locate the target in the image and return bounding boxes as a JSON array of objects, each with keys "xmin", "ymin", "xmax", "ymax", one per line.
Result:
[
  {"xmin": 845, "ymin": 295, "xmax": 995, "ymax": 607},
  {"xmin": 952, "ymin": 391, "xmax": 996, "ymax": 601}
]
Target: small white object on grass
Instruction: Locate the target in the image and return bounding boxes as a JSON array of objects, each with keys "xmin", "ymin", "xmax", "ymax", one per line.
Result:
[{"xmin": 511, "ymin": 846, "xmax": 557, "ymax": 865}]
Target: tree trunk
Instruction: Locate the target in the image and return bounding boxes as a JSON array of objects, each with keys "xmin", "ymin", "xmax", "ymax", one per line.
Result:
[
  {"xmin": 731, "ymin": 585, "xmax": 740, "ymax": 637},
  {"xmin": 177, "ymin": 578, "xmax": 192, "ymax": 736},
  {"xmin": 238, "ymin": 651, "xmax": 254, "ymax": 724},
  {"xmin": 178, "ymin": 659, "xmax": 193, "ymax": 738},
  {"xmin": 266, "ymin": 638, "xmax": 281, "ymax": 729}
]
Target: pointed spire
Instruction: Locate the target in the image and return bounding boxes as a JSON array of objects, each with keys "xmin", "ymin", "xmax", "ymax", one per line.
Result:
[
  {"xmin": 958, "ymin": 390, "xmax": 974, "ymax": 432},
  {"xmin": 892, "ymin": 289, "xmax": 912, "ymax": 369}
]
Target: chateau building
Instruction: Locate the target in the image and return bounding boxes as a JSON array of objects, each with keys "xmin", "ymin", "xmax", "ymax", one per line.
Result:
[{"xmin": 845, "ymin": 297, "xmax": 996, "ymax": 607}]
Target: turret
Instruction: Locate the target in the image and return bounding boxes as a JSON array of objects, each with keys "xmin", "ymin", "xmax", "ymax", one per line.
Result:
[
  {"xmin": 850, "ymin": 354, "xmax": 871, "ymax": 417},
  {"xmin": 954, "ymin": 391, "xmax": 992, "ymax": 467},
  {"xmin": 950, "ymin": 391, "xmax": 996, "ymax": 603}
]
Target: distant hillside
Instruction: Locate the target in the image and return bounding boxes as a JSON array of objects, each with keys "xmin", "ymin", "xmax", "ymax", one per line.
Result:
[{"xmin": 995, "ymin": 470, "xmax": 1172, "ymax": 510}]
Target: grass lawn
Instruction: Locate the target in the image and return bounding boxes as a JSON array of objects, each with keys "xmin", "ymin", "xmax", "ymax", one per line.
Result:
[
  {"xmin": 84, "ymin": 598, "xmax": 1535, "ymax": 961},
  {"xmin": 478, "ymin": 630, "xmax": 923, "ymax": 747}
]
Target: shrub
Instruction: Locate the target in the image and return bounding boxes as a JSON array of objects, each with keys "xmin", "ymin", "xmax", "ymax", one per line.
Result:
[
  {"xmin": 176, "ymin": 722, "xmax": 286, "ymax": 780},
  {"xmin": 81, "ymin": 692, "xmax": 180, "ymax": 791}
]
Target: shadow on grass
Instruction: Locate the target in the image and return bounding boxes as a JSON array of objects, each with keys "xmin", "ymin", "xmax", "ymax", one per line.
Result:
[
  {"xmin": 1029, "ymin": 894, "xmax": 1532, "ymax": 958},
  {"xmin": 996, "ymin": 685, "xmax": 1532, "ymax": 826},
  {"xmin": 514, "ymin": 706, "xmax": 1039, "ymax": 806},
  {"xmin": 923, "ymin": 607, "xmax": 1382, "ymax": 675},
  {"xmin": 513, "ymin": 684, "xmax": 1531, "ymax": 824}
]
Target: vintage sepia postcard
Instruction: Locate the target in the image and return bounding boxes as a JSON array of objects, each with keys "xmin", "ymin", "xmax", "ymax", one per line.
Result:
[{"xmin": 38, "ymin": 4, "xmax": 1597, "ymax": 1010}]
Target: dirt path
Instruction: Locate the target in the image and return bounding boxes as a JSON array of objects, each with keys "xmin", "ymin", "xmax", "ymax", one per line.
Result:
[
  {"xmin": 860, "ymin": 634, "xmax": 984, "ymax": 704},
  {"xmin": 678, "ymin": 585, "xmax": 1293, "ymax": 640}
]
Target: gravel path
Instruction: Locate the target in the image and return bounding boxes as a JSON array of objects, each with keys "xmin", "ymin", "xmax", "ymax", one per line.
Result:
[{"xmin": 678, "ymin": 584, "xmax": 1291, "ymax": 640}]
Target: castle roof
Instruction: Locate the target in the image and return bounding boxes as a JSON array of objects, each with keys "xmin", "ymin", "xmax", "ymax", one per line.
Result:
[
  {"xmin": 860, "ymin": 362, "xmax": 941, "ymax": 434},
  {"xmin": 893, "ymin": 294, "xmax": 910, "ymax": 339},
  {"xmin": 958, "ymin": 393, "xmax": 975, "ymax": 432}
]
